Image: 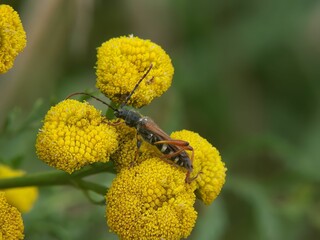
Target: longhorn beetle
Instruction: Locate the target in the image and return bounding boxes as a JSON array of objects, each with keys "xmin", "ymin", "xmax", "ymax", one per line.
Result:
[{"xmin": 67, "ymin": 64, "xmax": 194, "ymax": 183}]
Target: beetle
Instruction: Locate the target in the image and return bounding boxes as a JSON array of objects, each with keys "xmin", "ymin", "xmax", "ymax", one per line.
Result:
[{"xmin": 67, "ymin": 64, "xmax": 194, "ymax": 182}]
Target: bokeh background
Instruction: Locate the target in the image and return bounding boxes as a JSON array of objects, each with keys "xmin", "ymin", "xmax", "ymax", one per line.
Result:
[{"xmin": 1, "ymin": 0, "xmax": 320, "ymax": 239}]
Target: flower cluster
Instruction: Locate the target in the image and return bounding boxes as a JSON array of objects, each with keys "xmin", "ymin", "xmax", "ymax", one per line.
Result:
[
  {"xmin": 96, "ymin": 35, "xmax": 174, "ymax": 108},
  {"xmin": 171, "ymin": 130, "xmax": 226, "ymax": 205},
  {"xmin": 0, "ymin": 4, "xmax": 26, "ymax": 74},
  {"xmin": 0, "ymin": 192, "xmax": 24, "ymax": 240},
  {"xmin": 107, "ymin": 158, "xmax": 197, "ymax": 240},
  {"xmin": 0, "ymin": 165, "xmax": 38, "ymax": 213},
  {"xmin": 35, "ymin": 35, "xmax": 227, "ymax": 240},
  {"xmin": 36, "ymin": 99, "xmax": 118, "ymax": 173},
  {"xmin": 107, "ymin": 129, "xmax": 226, "ymax": 239}
]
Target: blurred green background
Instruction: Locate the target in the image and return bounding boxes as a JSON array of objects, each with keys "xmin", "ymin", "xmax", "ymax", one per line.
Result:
[{"xmin": 1, "ymin": 0, "xmax": 320, "ymax": 239}]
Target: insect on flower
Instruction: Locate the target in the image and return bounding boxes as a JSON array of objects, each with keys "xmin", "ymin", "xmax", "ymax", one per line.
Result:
[{"xmin": 67, "ymin": 65, "xmax": 195, "ymax": 183}]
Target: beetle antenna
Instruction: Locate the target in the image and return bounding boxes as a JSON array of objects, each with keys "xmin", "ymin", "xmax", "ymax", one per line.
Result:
[
  {"xmin": 121, "ymin": 63, "xmax": 153, "ymax": 108},
  {"xmin": 66, "ymin": 92, "xmax": 117, "ymax": 112}
]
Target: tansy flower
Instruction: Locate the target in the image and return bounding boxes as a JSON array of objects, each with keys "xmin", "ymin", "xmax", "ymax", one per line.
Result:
[
  {"xmin": 171, "ymin": 130, "xmax": 227, "ymax": 205},
  {"xmin": 0, "ymin": 165, "xmax": 38, "ymax": 213},
  {"xmin": 96, "ymin": 35, "xmax": 174, "ymax": 108},
  {"xmin": 0, "ymin": 4, "xmax": 26, "ymax": 74},
  {"xmin": 36, "ymin": 99, "xmax": 118, "ymax": 173},
  {"xmin": 106, "ymin": 158, "xmax": 197, "ymax": 240},
  {"xmin": 0, "ymin": 192, "xmax": 24, "ymax": 240}
]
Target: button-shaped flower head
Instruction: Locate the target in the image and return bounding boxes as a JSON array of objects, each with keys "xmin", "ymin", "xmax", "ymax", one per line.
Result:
[
  {"xmin": 0, "ymin": 5, "xmax": 26, "ymax": 73},
  {"xmin": 106, "ymin": 158, "xmax": 197, "ymax": 240},
  {"xmin": 171, "ymin": 130, "xmax": 227, "ymax": 205},
  {"xmin": 36, "ymin": 99, "xmax": 118, "ymax": 173},
  {"xmin": 0, "ymin": 165, "xmax": 38, "ymax": 213},
  {"xmin": 0, "ymin": 192, "xmax": 24, "ymax": 240},
  {"xmin": 96, "ymin": 35, "xmax": 174, "ymax": 108}
]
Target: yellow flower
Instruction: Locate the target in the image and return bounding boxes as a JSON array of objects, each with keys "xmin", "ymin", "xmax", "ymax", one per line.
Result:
[
  {"xmin": 171, "ymin": 130, "xmax": 227, "ymax": 205},
  {"xmin": 106, "ymin": 158, "xmax": 197, "ymax": 240},
  {"xmin": 0, "ymin": 192, "xmax": 24, "ymax": 240},
  {"xmin": 96, "ymin": 35, "xmax": 174, "ymax": 108},
  {"xmin": 0, "ymin": 165, "xmax": 38, "ymax": 213},
  {"xmin": 36, "ymin": 99, "xmax": 118, "ymax": 173},
  {"xmin": 0, "ymin": 4, "xmax": 26, "ymax": 74}
]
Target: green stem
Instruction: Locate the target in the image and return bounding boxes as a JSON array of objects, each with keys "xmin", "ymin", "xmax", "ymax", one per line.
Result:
[
  {"xmin": 76, "ymin": 180, "xmax": 109, "ymax": 196},
  {"xmin": 0, "ymin": 162, "xmax": 114, "ymax": 190}
]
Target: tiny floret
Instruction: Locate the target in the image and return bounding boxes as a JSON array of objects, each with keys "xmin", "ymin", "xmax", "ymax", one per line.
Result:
[
  {"xmin": 171, "ymin": 130, "xmax": 227, "ymax": 205},
  {"xmin": 0, "ymin": 192, "xmax": 24, "ymax": 240},
  {"xmin": 96, "ymin": 35, "xmax": 174, "ymax": 108},
  {"xmin": 106, "ymin": 158, "xmax": 197, "ymax": 240},
  {"xmin": 36, "ymin": 99, "xmax": 118, "ymax": 173},
  {"xmin": 0, "ymin": 4, "xmax": 27, "ymax": 73},
  {"xmin": 0, "ymin": 165, "xmax": 38, "ymax": 213}
]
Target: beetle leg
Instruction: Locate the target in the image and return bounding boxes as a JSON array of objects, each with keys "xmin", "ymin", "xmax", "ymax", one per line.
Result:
[
  {"xmin": 185, "ymin": 171, "xmax": 202, "ymax": 184},
  {"xmin": 133, "ymin": 134, "xmax": 142, "ymax": 162},
  {"xmin": 154, "ymin": 139, "xmax": 191, "ymax": 147},
  {"xmin": 137, "ymin": 139, "xmax": 142, "ymax": 149},
  {"xmin": 159, "ymin": 148, "xmax": 186, "ymax": 159},
  {"xmin": 154, "ymin": 140, "xmax": 196, "ymax": 184},
  {"xmin": 154, "ymin": 140, "xmax": 194, "ymax": 160},
  {"xmin": 107, "ymin": 119, "xmax": 124, "ymax": 126}
]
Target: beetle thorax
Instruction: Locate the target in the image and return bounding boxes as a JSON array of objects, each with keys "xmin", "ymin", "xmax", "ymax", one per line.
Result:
[{"xmin": 115, "ymin": 109, "xmax": 141, "ymax": 127}]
